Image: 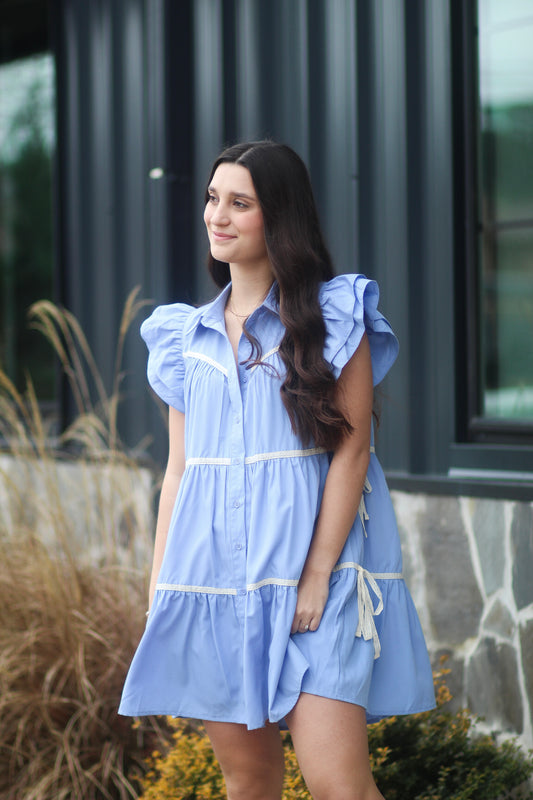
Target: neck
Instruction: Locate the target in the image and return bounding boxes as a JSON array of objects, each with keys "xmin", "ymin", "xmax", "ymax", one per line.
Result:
[{"xmin": 228, "ymin": 262, "xmax": 274, "ymax": 313}]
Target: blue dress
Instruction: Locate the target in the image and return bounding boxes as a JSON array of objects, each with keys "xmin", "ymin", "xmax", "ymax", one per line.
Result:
[{"xmin": 119, "ymin": 274, "xmax": 435, "ymax": 729}]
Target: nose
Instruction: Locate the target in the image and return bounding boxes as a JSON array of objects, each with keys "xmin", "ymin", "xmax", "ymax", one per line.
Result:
[{"xmin": 209, "ymin": 201, "xmax": 230, "ymax": 226}]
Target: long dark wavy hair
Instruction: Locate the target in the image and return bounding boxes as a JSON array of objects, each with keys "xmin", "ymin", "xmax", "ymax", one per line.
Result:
[{"xmin": 206, "ymin": 140, "xmax": 352, "ymax": 450}]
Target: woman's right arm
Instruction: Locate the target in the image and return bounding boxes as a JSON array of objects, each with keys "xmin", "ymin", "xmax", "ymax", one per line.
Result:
[{"xmin": 148, "ymin": 406, "xmax": 186, "ymax": 610}]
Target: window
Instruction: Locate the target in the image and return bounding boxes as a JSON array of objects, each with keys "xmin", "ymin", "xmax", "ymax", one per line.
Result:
[
  {"xmin": 0, "ymin": 2, "xmax": 56, "ymax": 405},
  {"xmin": 473, "ymin": 0, "xmax": 533, "ymax": 435}
]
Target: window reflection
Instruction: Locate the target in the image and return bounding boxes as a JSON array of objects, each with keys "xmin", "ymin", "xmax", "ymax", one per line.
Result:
[
  {"xmin": 0, "ymin": 53, "xmax": 56, "ymax": 402},
  {"xmin": 477, "ymin": 0, "xmax": 533, "ymax": 420}
]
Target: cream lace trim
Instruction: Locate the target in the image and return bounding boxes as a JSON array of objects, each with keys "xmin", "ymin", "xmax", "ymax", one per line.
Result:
[
  {"xmin": 185, "ymin": 447, "xmax": 327, "ymax": 468},
  {"xmin": 156, "ymin": 562, "xmax": 401, "ymax": 659},
  {"xmin": 250, "ymin": 345, "xmax": 281, "ymax": 372},
  {"xmin": 183, "ymin": 345, "xmax": 279, "ymax": 378},
  {"xmin": 183, "ymin": 351, "xmax": 228, "ymax": 376}
]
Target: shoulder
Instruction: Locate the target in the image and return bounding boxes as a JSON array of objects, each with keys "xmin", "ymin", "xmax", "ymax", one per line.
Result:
[
  {"xmin": 318, "ymin": 273, "xmax": 399, "ymax": 385},
  {"xmin": 318, "ymin": 273, "xmax": 377, "ymax": 317},
  {"xmin": 139, "ymin": 303, "xmax": 200, "ymax": 410},
  {"xmin": 140, "ymin": 302, "xmax": 198, "ymax": 347}
]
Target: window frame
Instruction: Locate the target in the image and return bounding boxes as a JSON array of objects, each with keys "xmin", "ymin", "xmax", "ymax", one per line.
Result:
[
  {"xmin": 0, "ymin": 0, "xmax": 59, "ymax": 417},
  {"xmin": 454, "ymin": 0, "xmax": 533, "ymax": 448}
]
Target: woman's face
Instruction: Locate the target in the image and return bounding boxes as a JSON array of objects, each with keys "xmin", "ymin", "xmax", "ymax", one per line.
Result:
[{"xmin": 204, "ymin": 163, "xmax": 269, "ymax": 271}]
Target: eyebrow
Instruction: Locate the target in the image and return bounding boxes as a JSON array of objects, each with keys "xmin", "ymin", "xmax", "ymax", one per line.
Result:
[{"xmin": 208, "ymin": 186, "xmax": 256, "ymax": 201}]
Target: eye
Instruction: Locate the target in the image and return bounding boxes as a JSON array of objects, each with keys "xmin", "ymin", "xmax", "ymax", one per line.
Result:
[
  {"xmin": 207, "ymin": 193, "xmax": 218, "ymax": 204},
  {"xmin": 234, "ymin": 199, "xmax": 249, "ymax": 209}
]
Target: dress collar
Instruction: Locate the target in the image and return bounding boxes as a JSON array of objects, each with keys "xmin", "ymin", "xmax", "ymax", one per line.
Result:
[
  {"xmin": 262, "ymin": 281, "xmax": 280, "ymax": 316},
  {"xmin": 197, "ymin": 283, "xmax": 232, "ymax": 329},
  {"xmin": 198, "ymin": 281, "xmax": 280, "ymax": 330}
]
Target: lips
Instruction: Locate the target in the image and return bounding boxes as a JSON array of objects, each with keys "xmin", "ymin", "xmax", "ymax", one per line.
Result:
[{"xmin": 212, "ymin": 231, "xmax": 236, "ymax": 241}]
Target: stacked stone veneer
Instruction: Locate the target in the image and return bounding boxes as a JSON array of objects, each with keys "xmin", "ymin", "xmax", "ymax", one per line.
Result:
[
  {"xmin": 0, "ymin": 454, "xmax": 154, "ymax": 567},
  {"xmin": 391, "ymin": 490, "xmax": 533, "ymax": 748}
]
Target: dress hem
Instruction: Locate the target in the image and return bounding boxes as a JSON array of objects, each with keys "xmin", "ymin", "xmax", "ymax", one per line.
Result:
[{"xmin": 118, "ymin": 695, "xmax": 437, "ymax": 730}]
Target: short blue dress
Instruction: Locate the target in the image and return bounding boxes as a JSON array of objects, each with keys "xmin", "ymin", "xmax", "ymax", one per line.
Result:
[{"xmin": 119, "ymin": 274, "xmax": 435, "ymax": 729}]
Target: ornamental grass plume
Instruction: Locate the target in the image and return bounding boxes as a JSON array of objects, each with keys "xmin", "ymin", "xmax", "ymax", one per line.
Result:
[
  {"xmin": 0, "ymin": 289, "xmax": 171, "ymax": 799},
  {"xmin": 0, "ymin": 537, "xmax": 165, "ymax": 800}
]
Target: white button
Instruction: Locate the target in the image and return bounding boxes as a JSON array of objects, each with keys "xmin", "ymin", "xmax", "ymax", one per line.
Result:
[
  {"xmin": 238, "ymin": 589, "xmax": 246, "ymax": 596},
  {"xmin": 233, "ymin": 499, "xmax": 241, "ymax": 508},
  {"xmin": 235, "ymin": 543, "xmax": 242, "ymax": 550},
  {"xmin": 233, "ymin": 457, "xmax": 241, "ymax": 466}
]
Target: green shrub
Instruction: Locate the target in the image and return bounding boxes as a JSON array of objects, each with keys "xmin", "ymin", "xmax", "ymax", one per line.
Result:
[
  {"xmin": 367, "ymin": 665, "xmax": 533, "ymax": 799},
  {"xmin": 137, "ymin": 667, "xmax": 533, "ymax": 800},
  {"xmin": 136, "ymin": 720, "xmax": 309, "ymax": 800},
  {"xmin": 136, "ymin": 720, "xmax": 227, "ymax": 800}
]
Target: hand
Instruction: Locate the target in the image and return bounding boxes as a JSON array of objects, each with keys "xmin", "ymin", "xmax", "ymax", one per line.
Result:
[{"xmin": 291, "ymin": 570, "xmax": 330, "ymax": 634}]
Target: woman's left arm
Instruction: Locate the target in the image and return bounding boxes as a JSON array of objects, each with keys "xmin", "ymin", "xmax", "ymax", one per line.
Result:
[{"xmin": 291, "ymin": 333, "xmax": 373, "ymax": 634}]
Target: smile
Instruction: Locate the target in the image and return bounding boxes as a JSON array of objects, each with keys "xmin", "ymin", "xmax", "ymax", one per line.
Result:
[{"xmin": 212, "ymin": 231, "xmax": 236, "ymax": 241}]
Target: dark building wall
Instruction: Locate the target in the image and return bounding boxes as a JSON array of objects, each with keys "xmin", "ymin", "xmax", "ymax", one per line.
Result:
[
  {"xmin": 55, "ymin": 0, "xmax": 194, "ymax": 456},
  {"xmin": 53, "ymin": 0, "xmax": 455, "ymax": 469},
  {"xmin": 190, "ymin": 0, "xmax": 358, "ymax": 302},
  {"xmin": 52, "ymin": 0, "xmax": 532, "ymax": 489},
  {"xmin": 55, "ymin": 0, "xmax": 364, "ymax": 461},
  {"xmin": 357, "ymin": 0, "xmax": 455, "ymax": 475}
]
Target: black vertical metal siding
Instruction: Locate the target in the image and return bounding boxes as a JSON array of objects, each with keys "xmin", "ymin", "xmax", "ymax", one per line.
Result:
[
  {"xmin": 357, "ymin": 0, "xmax": 454, "ymax": 473},
  {"xmin": 191, "ymin": 0, "xmax": 358, "ymax": 301},
  {"xmin": 191, "ymin": 0, "xmax": 454, "ymax": 472},
  {"xmin": 357, "ymin": 0, "xmax": 411, "ymax": 471},
  {"xmin": 54, "ymin": 0, "xmax": 454, "ymax": 470},
  {"xmin": 55, "ymin": 0, "xmax": 194, "ymax": 455},
  {"xmin": 192, "ymin": 0, "xmax": 225, "ymax": 302},
  {"xmin": 420, "ymin": 1, "xmax": 454, "ymax": 474}
]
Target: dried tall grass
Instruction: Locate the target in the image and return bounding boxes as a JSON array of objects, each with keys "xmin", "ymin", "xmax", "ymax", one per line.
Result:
[{"xmin": 0, "ymin": 289, "xmax": 169, "ymax": 799}]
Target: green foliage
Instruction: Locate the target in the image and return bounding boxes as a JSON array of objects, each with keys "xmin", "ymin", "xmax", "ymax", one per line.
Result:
[
  {"xmin": 367, "ymin": 667, "xmax": 533, "ymax": 800},
  {"xmin": 137, "ymin": 721, "xmax": 310, "ymax": 800},
  {"xmin": 138, "ymin": 720, "xmax": 227, "ymax": 800},
  {"xmin": 138, "ymin": 668, "xmax": 533, "ymax": 800}
]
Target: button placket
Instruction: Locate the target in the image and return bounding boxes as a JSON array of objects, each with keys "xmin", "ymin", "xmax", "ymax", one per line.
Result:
[{"xmin": 226, "ymin": 354, "xmax": 247, "ymax": 600}]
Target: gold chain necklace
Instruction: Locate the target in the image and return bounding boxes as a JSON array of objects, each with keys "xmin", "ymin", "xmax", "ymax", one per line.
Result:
[
  {"xmin": 227, "ymin": 300, "xmax": 251, "ymax": 319},
  {"xmin": 227, "ymin": 287, "xmax": 271, "ymax": 320}
]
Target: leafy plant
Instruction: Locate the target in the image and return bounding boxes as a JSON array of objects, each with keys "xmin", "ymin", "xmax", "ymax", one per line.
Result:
[
  {"xmin": 367, "ymin": 664, "xmax": 533, "ymax": 799},
  {"xmin": 137, "ymin": 720, "xmax": 227, "ymax": 800},
  {"xmin": 137, "ymin": 720, "xmax": 310, "ymax": 800}
]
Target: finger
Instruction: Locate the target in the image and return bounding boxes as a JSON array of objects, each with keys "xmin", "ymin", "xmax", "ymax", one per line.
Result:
[
  {"xmin": 307, "ymin": 610, "xmax": 325, "ymax": 632},
  {"xmin": 308, "ymin": 615, "xmax": 320, "ymax": 632},
  {"xmin": 291, "ymin": 616, "xmax": 309, "ymax": 634}
]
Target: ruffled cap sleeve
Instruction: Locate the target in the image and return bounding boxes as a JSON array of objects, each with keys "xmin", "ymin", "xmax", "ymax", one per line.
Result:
[
  {"xmin": 140, "ymin": 303, "xmax": 195, "ymax": 411},
  {"xmin": 320, "ymin": 274, "xmax": 399, "ymax": 385}
]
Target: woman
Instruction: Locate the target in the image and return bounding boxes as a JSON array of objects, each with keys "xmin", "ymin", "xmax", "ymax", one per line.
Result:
[{"xmin": 119, "ymin": 141, "xmax": 435, "ymax": 799}]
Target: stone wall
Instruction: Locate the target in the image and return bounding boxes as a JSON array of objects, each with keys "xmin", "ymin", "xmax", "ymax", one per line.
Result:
[
  {"xmin": 0, "ymin": 454, "xmax": 154, "ymax": 567},
  {"xmin": 392, "ymin": 490, "xmax": 533, "ymax": 749}
]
